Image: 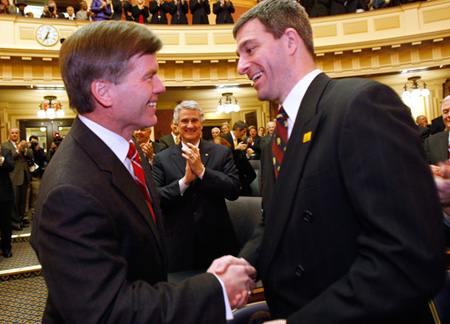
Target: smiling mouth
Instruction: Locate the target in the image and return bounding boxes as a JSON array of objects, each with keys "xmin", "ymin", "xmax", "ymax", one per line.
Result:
[{"xmin": 251, "ymin": 72, "xmax": 263, "ymax": 82}]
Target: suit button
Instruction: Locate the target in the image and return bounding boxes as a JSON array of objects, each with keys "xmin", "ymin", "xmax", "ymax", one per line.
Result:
[
  {"xmin": 295, "ymin": 265, "xmax": 305, "ymax": 277},
  {"xmin": 303, "ymin": 210, "xmax": 313, "ymax": 223}
]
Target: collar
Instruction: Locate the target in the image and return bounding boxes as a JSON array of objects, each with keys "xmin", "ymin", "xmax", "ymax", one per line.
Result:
[
  {"xmin": 282, "ymin": 69, "xmax": 322, "ymax": 138},
  {"xmin": 181, "ymin": 139, "xmax": 200, "ymax": 149},
  {"xmin": 78, "ymin": 115, "xmax": 130, "ymax": 166}
]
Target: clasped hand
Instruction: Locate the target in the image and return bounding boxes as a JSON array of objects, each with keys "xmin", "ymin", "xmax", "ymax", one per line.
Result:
[
  {"xmin": 207, "ymin": 255, "xmax": 257, "ymax": 309},
  {"xmin": 181, "ymin": 143, "xmax": 204, "ymax": 185}
]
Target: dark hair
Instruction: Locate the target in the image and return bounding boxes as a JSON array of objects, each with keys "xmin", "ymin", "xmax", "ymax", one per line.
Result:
[
  {"xmin": 232, "ymin": 120, "xmax": 248, "ymax": 131},
  {"xmin": 233, "ymin": 0, "xmax": 314, "ymax": 58},
  {"xmin": 60, "ymin": 21, "xmax": 163, "ymax": 114},
  {"xmin": 29, "ymin": 135, "xmax": 38, "ymax": 141}
]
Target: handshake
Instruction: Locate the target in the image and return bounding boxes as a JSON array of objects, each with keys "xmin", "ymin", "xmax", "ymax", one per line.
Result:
[{"xmin": 207, "ymin": 255, "xmax": 257, "ymax": 309}]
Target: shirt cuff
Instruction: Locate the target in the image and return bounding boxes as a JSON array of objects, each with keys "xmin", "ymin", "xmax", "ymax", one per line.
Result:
[
  {"xmin": 178, "ymin": 179, "xmax": 189, "ymax": 196},
  {"xmin": 199, "ymin": 167, "xmax": 205, "ymax": 180},
  {"xmin": 0, "ymin": 155, "xmax": 4, "ymax": 166},
  {"xmin": 212, "ymin": 273, "xmax": 234, "ymax": 320}
]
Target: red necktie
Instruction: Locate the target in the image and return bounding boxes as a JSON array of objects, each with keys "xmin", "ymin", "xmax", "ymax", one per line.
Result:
[
  {"xmin": 127, "ymin": 141, "xmax": 156, "ymax": 222},
  {"xmin": 272, "ymin": 106, "xmax": 288, "ymax": 178}
]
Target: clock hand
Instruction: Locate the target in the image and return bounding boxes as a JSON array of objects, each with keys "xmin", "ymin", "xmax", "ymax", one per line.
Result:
[{"xmin": 44, "ymin": 31, "xmax": 50, "ymax": 40}]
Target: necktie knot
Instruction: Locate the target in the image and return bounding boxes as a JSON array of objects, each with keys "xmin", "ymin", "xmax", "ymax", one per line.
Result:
[{"xmin": 127, "ymin": 142, "xmax": 139, "ymax": 161}]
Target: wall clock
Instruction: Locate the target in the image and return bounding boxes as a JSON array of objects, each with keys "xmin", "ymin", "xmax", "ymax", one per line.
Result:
[{"xmin": 35, "ymin": 25, "xmax": 59, "ymax": 46}]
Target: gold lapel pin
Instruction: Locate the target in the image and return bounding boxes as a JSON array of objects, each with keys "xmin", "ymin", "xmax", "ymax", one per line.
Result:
[{"xmin": 303, "ymin": 131, "xmax": 312, "ymax": 143}]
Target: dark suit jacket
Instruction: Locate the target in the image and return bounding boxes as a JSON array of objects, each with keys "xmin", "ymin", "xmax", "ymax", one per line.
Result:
[
  {"xmin": 424, "ymin": 131, "xmax": 449, "ymax": 165},
  {"xmin": 0, "ymin": 147, "xmax": 14, "ymax": 202},
  {"xmin": 149, "ymin": 0, "xmax": 170, "ymax": 24},
  {"xmin": 212, "ymin": 1, "xmax": 234, "ymax": 24},
  {"xmin": 240, "ymin": 73, "xmax": 446, "ymax": 323},
  {"xmin": 168, "ymin": 0, "xmax": 189, "ymax": 24},
  {"xmin": 259, "ymin": 133, "xmax": 273, "ymax": 148},
  {"xmin": 431, "ymin": 115, "xmax": 445, "ymax": 135},
  {"xmin": 1, "ymin": 140, "xmax": 33, "ymax": 186},
  {"xmin": 132, "ymin": 5, "xmax": 150, "ymax": 23},
  {"xmin": 158, "ymin": 133, "xmax": 176, "ymax": 150},
  {"xmin": 418, "ymin": 125, "xmax": 431, "ymax": 143},
  {"xmin": 248, "ymin": 135, "xmax": 262, "ymax": 160},
  {"xmin": 189, "ymin": 0, "xmax": 210, "ymax": 24},
  {"xmin": 30, "ymin": 117, "xmax": 226, "ymax": 324},
  {"xmin": 153, "ymin": 139, "xmax": 240, "ymax": 272}
]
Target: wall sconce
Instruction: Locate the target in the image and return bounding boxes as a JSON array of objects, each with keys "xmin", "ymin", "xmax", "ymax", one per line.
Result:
[
  {"xmin": 217, "ymin": 92, "xmax": 240, "ymax": 113},
  {"xmin": 402, "ymin": 76, "xmax": 430, "ymax": 99},
  {"xmin": 38, "ymin": 95, "xmax": 65, "ymax": 119}
]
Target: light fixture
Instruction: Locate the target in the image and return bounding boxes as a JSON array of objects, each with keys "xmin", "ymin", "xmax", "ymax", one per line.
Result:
[
  {"xmin": 402, "ymin": 76, "xmax": 430, "ymax": 99},
  {"xmin": 217, "ymin": 92, "xmax": 240, "ymax": 113},
  {"xmin": 38, "ymin": 95, "xmax": 65, "ymax": 119}
]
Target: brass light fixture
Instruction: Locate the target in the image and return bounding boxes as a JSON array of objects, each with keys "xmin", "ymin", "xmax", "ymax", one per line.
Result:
[
  {"xmin": 217, "ymin": 92, "xmax": 240, "ymax": 113},
  {"xmin": 38, "ymin": 95, "xmax": 65, "ymax": 119},
  {"xmin": 402, "ymin": 76, "xmax": 430, "ymax": 99}
]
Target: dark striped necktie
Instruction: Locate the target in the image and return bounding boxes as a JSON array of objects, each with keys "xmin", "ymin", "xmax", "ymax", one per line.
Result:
[
  {"xmin": 272, "ymin": 106, "xmax": 288, "ymax": 178},
  {"xmin": 127, "ymin": 141, "xmax": 156, "ymax": 222}
]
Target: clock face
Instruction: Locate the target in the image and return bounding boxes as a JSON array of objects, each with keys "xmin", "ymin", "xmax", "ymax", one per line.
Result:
[{"xmin": 35, "ymin": 25, "xmax": 59, "ymax": 46}]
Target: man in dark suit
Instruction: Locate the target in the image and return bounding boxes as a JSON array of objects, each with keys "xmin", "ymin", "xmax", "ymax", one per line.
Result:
[
  {"xmin": 190, "ymin": 0, "xmax": 210, "ymax": 24},
  {"xmin": 431, "ymin": 114, "xmax": 446, "ymax": 135},
  {"xmin": 0, "ymin": 146, "xmax": 14, "ymax": 258},
  {"xmin": 416, "ymin": 114, "xmax": 431, "ymax": 142},
  {"xmin": 134, "ymin": 127, "xmax": 164, "ymax": 165},
  {"xmin": 1, "ymin": 127, "xmax": 34, "ymax": 231},
  {"xmin": 153, "ymin": 100, "xmax": 240, "ymax": 272},
  {"xmin": 246, "ymin": 125, "xmax": 262, "ymax": 160},
  {"xmin": 168, "ymin": 0, "xmax": 189, "ymax": 24},
  {"xmin": 213, "ymin": 0, "xmax": 235, "ymax": 24},
  {"xmin": 30, "ymin": 21, "xmax": 255, "ymax": 324},
  {"xmin": 221, "ymin": 121, "xmax": 256, "ymax": 196},
  {"xmin": 158, "ymin": 120, "xmax": 179, "ymax": 149},
  {"xmin": 424, "ymin": 96, "xmax": 450, "ymax": 166},
  {"xmin": 259, "ymin": 121, "xmax": 275, "ymax": 148},
  {"xmin": 212, "ymin": 1, "xmax": 446, "ymax": 323}
]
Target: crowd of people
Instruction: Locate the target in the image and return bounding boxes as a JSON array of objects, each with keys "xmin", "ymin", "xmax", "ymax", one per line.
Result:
[
  {"xmin": 0, "ymin": 0, "xmax": 236, "ymax": 24},
  {"xmin": 1, "ymin": 0, "xmax": 427, "ymax": 23}
]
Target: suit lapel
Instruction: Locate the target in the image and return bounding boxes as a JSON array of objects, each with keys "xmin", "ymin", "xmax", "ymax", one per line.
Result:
[
  {"xmin": 438, "ymin": 131, "xmax": 449, "ymax": 162},
  {"xmin": 172, "ymin": 144, "xmax": 187, "ymax": 175},
  {"xmin": 259, "ymin": 73, "xmax": 331, "ymax": 274},
  {"xmin": 71, "ymin": 118, "xmax": 163, "ymax": 255},
  {"xmin": 199, "ymin": 139, "xmax": 212, "ymax": 166}
]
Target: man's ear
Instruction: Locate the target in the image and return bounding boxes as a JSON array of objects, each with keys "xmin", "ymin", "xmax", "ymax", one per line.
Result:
[
  {"xmin": 91, "ymin": 80, "xmax": 114, "ymax": 108},
  {"xmin": 284, "ymin": 28, "xmax": 300, "ymax": 56}
]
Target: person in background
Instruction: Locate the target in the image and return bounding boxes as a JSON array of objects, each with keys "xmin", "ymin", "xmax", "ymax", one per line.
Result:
[
  {"xmin": 259, "ymin": 120, "xmax": 275, "ymax": 147},
  {"xmin": 416, "ymin": 114, "xmax": 431, "ymax": 142},
  {"xmin": 212, "ymin": 0, "xmax": 446, "ymax": 323},
  {"xmin": 190, "ymin": 0, "xmax": 210, "ymax": 24},
  {"xmin": 213, "ymin": 0, "xmax": 234, "ymax": 24},
  {"xmin": 28, "ymin": 135, "xmax": 46, "ymax": 219},
  {"xmin": 246, "ymin": 125, "xmax": 261, "ymax": 160},
  {"xmin": 15, "ymin": 0, "xmax": 27, "ymax": 16},
  {"xmin": 1, "ymin": 0, "xmax": 15, "ymax": 15},
  {"xmin": 133, "ymin": 127, "xmax": 164, "ymax": 165},
  {"xmin": 66, "ymin": 5, "xmax": 76, "ymax": 19},
  {"xmin": 31, "ymin": 21, "xmax": 255, "ymax": 323},
  {"xmin": 158, "ymin": 120, "xmax": 180, "ymax": 149},
  {"xmin": 91, "ymin": 0, "xmax": 112, "ymax": 21},
  {"xmin": 0, "ymin": 145, "xmax": 14, "ymax": 258},
  {"xmin": 258, "ymin": 126, "xmax": 265, "ymax": 137},
  {"xmin": 424, "ymin": 96, "xmax": 450, "ymax": 167},
  {"xmin": 1, "ymin": 128, "xmax": 33, "ymax": 231},
  {"xmin": 149, "ymin": 0, "xmax": 169, "ymax": 24},
  {"xmin": 41, "ymin": 0, "xmax": 66, "ymax": 18},
  {"xmin": 133, "ymin": 0, "xmax": 150, "ymax": 23},
  {"xmin": 76, "ymin": 0, "xmax": 93, "ymax": 20},
  {"xmin": 153, "ymin": 100, "xmax": 241, "ymax": 272},
  {"xmin": 210, "ymin": 127, "xmax": 221, "ymax": 141},
  {"xmin": 168, "ymin": 0, "xmax": 189, "ymax": 24},
  {"xmin": 221, "ymin": 122, "xmax": 231, "ymax": 134}
]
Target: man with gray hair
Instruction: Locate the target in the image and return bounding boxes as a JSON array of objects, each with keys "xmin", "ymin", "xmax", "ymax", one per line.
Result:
[
  {"xmin": 153, "ymin": 100, "xmax": 241, "ymax": 273},
  {"xmin": 31, "ymin": 21, "xmax": 255, "ymax": 323},
  {"xmin": 425, "ymin": 96, "xmax": 450, "ymax": 166}
]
